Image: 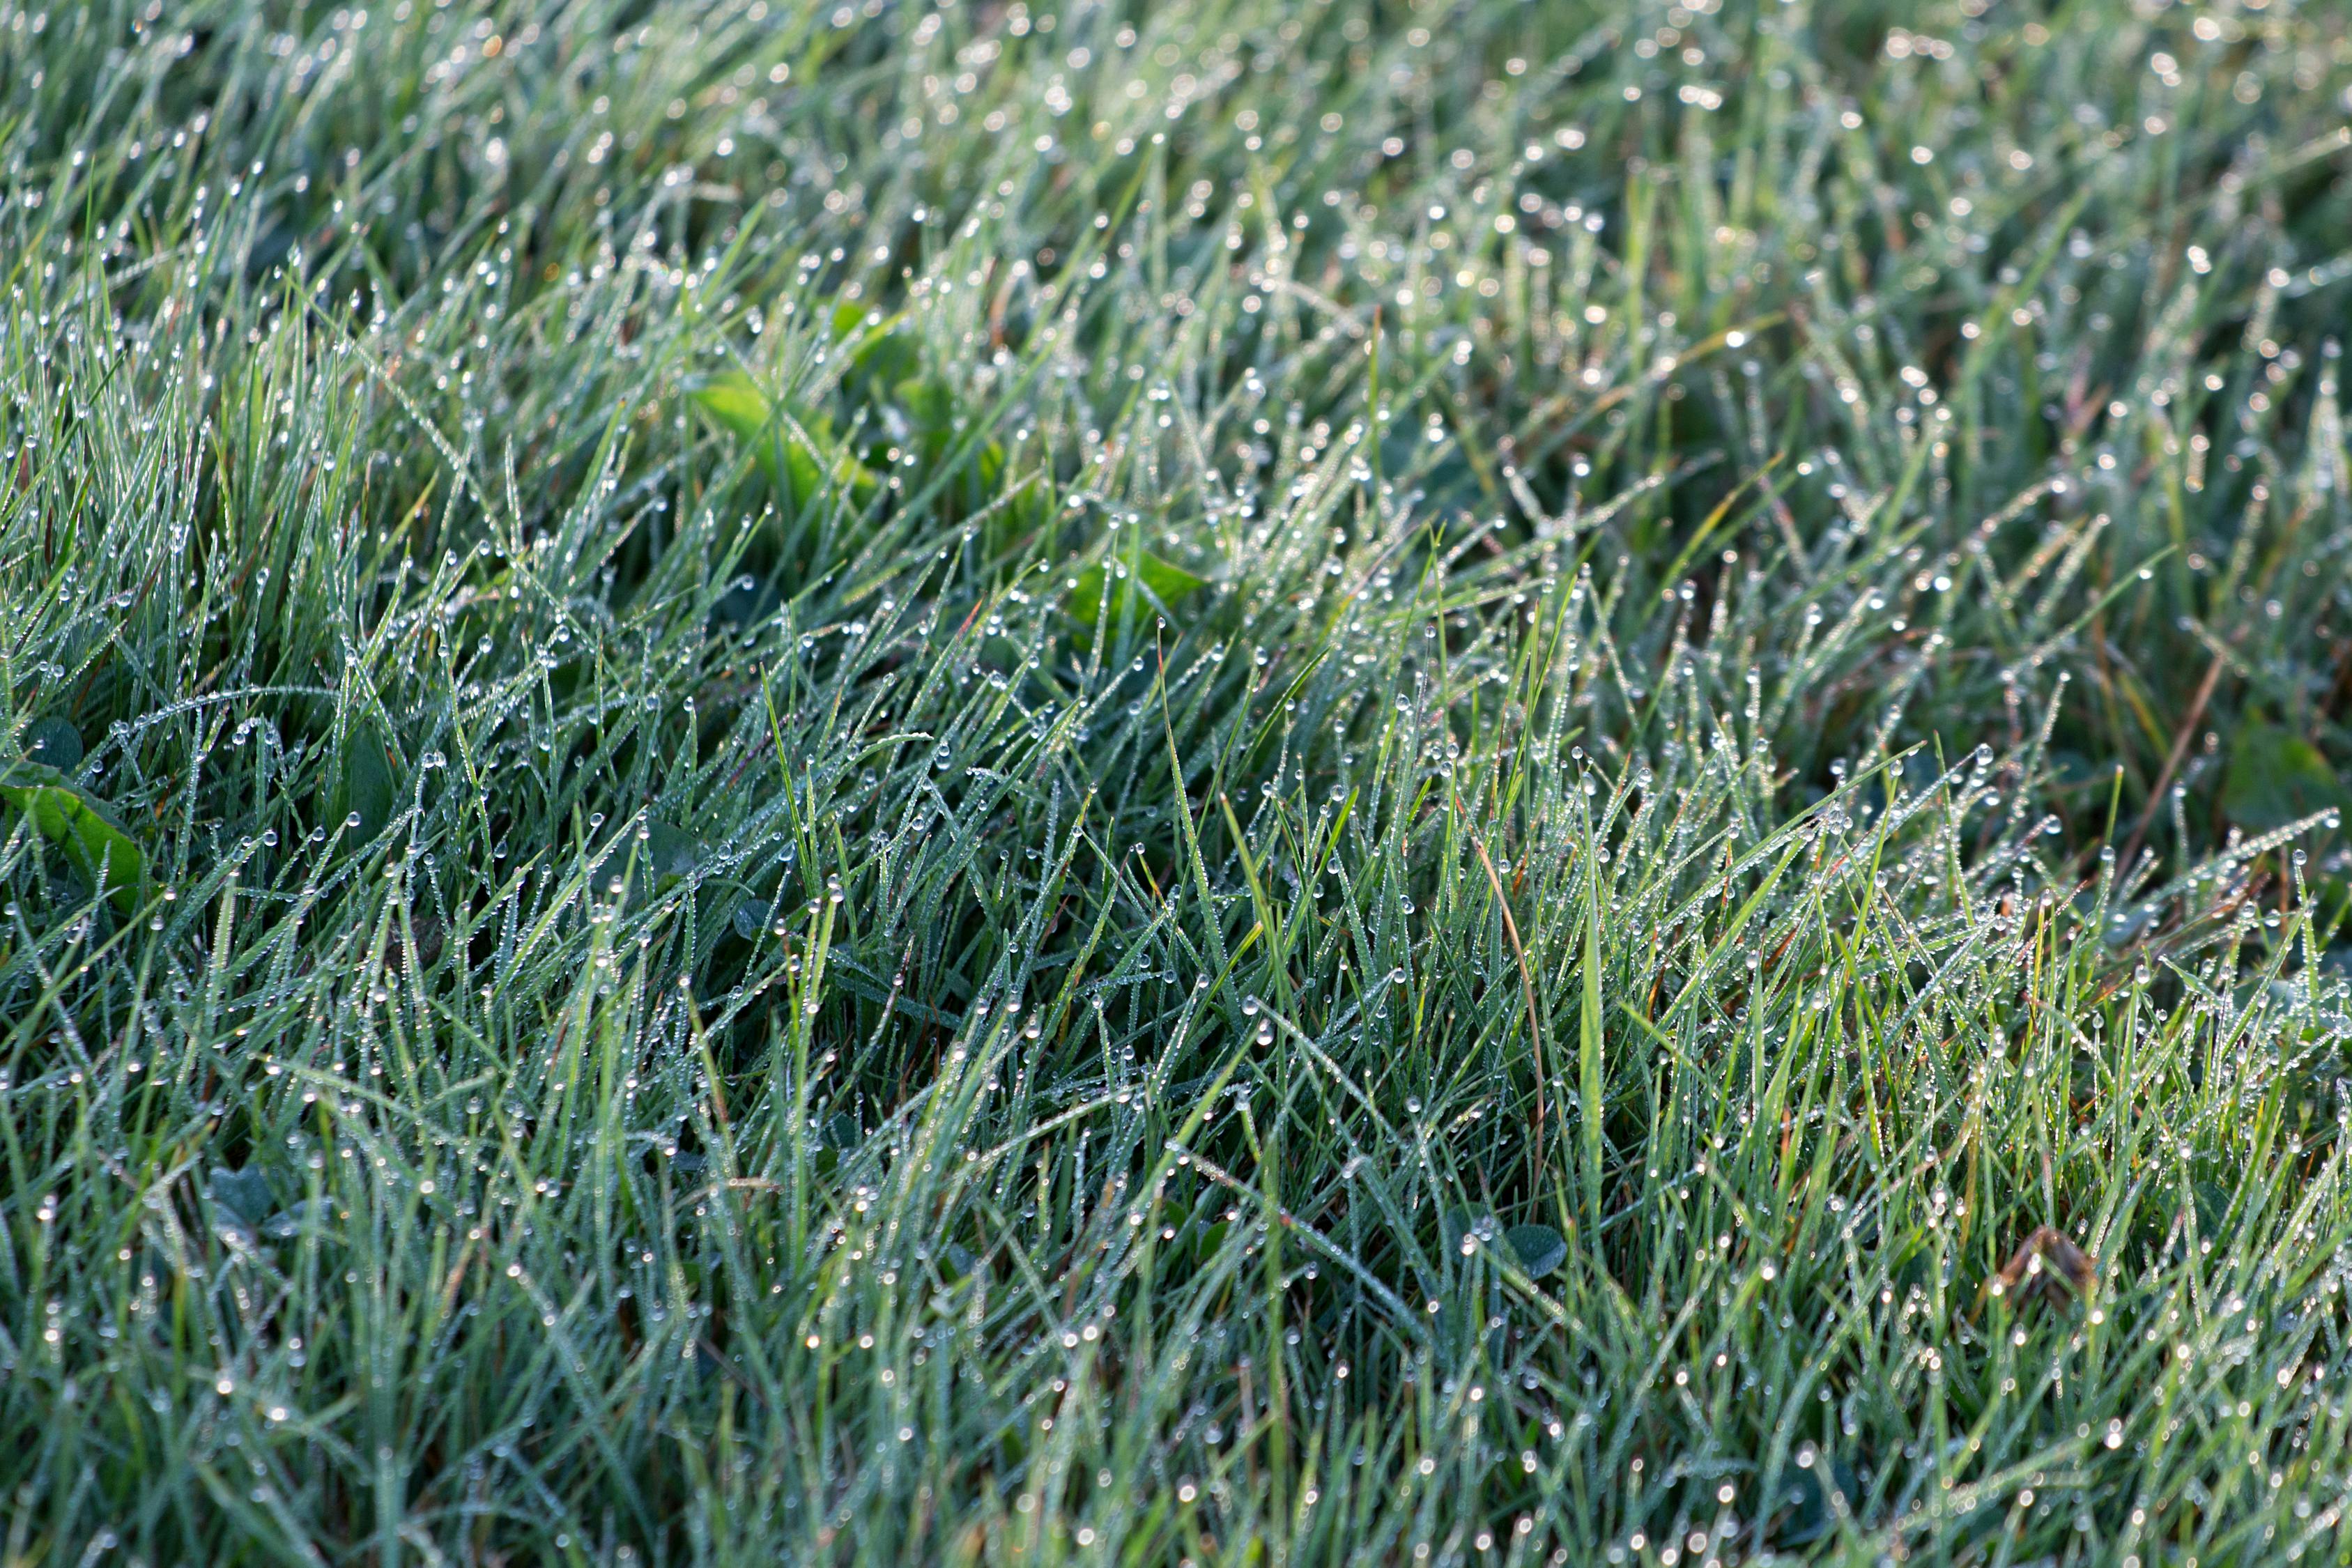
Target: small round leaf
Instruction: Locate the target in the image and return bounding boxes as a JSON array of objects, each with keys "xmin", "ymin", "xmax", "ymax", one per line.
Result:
[{"xmin": 1504, "ymin": 1222, "xmax": 1569, "ymax": 1277}]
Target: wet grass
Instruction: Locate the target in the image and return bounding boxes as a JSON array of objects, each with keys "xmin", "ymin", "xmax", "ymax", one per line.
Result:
[{"xmin": 5, "ymin": 0, "xmax": 2352, "ymax": 1562}]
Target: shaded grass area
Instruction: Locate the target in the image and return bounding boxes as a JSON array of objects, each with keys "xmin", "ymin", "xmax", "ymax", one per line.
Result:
[{"xmin": 5, "ymin": 0, "xmax": 2352, "ymax": 1562}]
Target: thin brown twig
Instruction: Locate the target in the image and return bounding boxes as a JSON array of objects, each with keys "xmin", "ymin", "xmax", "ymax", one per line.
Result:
[{"xmin": 2118, "ymin": 654, "xmax": 2223, "ymax": 874}]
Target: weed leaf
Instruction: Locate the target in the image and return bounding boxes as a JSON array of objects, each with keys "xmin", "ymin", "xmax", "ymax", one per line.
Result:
[
  {"xmin": 689, "ymin": 370, "xmax": 875, "ymax": 509},
  {"xmin": 26, "ymin": 716, "xmax": 82, "ymax": 770},
  {"xmin": 1066, "ymin": 551, "xmax": 1208, "ymax": 640},
  {"xmin": 0, "ymin": 762, "xmax": 146, "ymax": 914},
  {"xmin": 343, "ymin": 725, "xmax": 399, "ymax": 843},
  {"xmin": 2222, "ymin": 721, "xmax": 2345, "ymax": 830},
  {"xmin": 1503, "ymin": 1223, "xmax": 1569, "ymax": 1277}
]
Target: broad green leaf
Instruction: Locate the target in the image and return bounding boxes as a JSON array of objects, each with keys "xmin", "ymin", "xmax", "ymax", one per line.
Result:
[
  {"xmin": 645, "ymin": 817, "xmax": 705, "ymax": 885},
  {"xmin": 344, "ymin": 724, "xmax": 399, "ymax": 842},
  {"xmin": 829, "ymin": 300, "xmax": 873, "ymax": 339},
  {"xmin": 1439, "ymin": 1204, "xmax": 1493, "ymax": 1252},
  {"xmin": 261, "ymin": 1198, "xmax": 338, "ymax": 1242},
  {"xmin": 26, "ymin": 716, "xmax": 82, "ymax": 770},
  {"xmin": 831, "ymin": 303, "xmax": 924, "ymax": 419},
  {"xmin": 587, "ymin": 818, "xmax": 711, "ymax": 912},
  {"xmin": 844, "ymin": 311, "xmax": 921, "ymax": 390},
  {"xmin": 2222, "ymin": 721, "xmax": 2345, "ymax": 831},
  {"xmin": 896, "ymin": 374, "xmax": 958, "ymax": 450},
  {"xmin": 1066, "ymin": 550, "xmax": 1209, "ymax": 640},
  {"xmin": 688, "ymin": 370, "xmax": 774, "ymax": 443},
  {"xmin": 0, "ymin": 761, "xmax": 147, "ymax": 914},
  {"xmin": 983, "ymin": 460, "xmax": 1052, "ymax": 558},
  {"xmin": 208, "ymin": 1166, "xmax": 277, "ymax": 1227},
  {"xmin": 1773, "ymin": 1454, "xmax": 1865, "ymax": 1547},
  {"xmin": 689, "ymin": 371, "xmax": 876, "ymax": 509},
  {"xmin": 1503, "ymin": 1222, "xmax": 1569, "ymax": 1277}
]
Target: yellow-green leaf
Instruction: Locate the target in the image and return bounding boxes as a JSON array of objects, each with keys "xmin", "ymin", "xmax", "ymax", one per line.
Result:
[
  {"xmin": 1066, "ymin": 551, "xmax": 1208, "ymax": 640},
  {"xmin": 689, "ymin": 371, "xmax": 875, "ymax": 509},
  {"xmin": 0, "ymin": 762, "xmax": 147, "ymax": 914}
]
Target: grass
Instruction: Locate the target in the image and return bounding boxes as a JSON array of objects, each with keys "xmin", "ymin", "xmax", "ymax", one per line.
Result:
[{"xmin": 4, "ymin": 0, "xmax": 2352, "ymax": 1562}]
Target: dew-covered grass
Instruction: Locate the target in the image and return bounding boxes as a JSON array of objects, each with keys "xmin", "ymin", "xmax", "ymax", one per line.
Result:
[{"xmin": 6, "ymin": 0, "xmax": 2352, "ymax": 1562}]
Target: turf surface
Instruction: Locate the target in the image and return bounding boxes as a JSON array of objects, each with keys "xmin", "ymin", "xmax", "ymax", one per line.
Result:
[{"xmin": 6, "ymin": 0, "xmax": 2352, "ymax": 1562}]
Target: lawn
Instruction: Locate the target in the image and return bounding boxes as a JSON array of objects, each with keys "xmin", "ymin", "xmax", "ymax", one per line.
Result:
[{"xmin": 5, "ymin": 0, "xmax": 2352, "ymax": 1562}]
